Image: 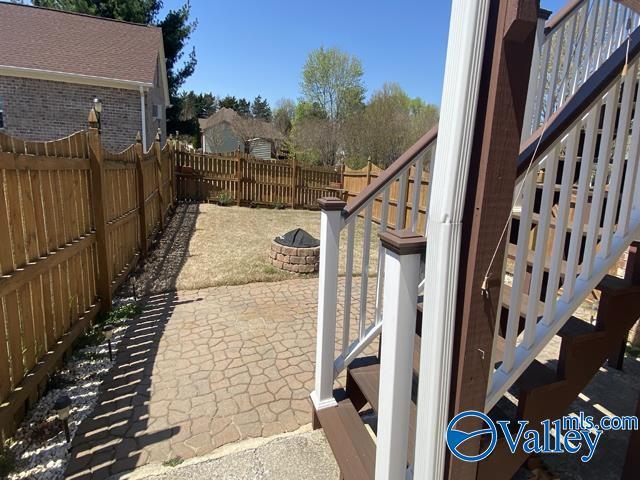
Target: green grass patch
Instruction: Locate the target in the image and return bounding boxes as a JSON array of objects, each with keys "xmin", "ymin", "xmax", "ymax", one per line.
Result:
[{"xmin": 162, "ymin": 456, "xmax": 183, "ymax": 467}]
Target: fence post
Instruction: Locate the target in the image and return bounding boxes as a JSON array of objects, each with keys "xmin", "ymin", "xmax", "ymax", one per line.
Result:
[
  {"xmin": 366, "ymin": 160, "xmax": 372, "ymax": 186},
  {"xmin": 134, "ymin": 132, "xmax": 149, "ymax": 256},
  {"xmin": 87, "ymin": 108, "xmax": 112, "ymax": 314},
  {"xmin": 375, "ymin": 229, "xmax": 426, "ymax": 480},
  {"xmin": 311, "ymin": 197, "xmax": 345, "ymax": 417},
  {"xmin": 168, "ymin": 135, "xmax": 176, "ymax": 206},
  {"xmin": 236, "ymin": 154, "xmax": 244, "ymax": 206},
  {"xmin": 153, "ymin": 129, "xmax": 165, "ymax": 231},
  {"xmin": 290, "ymin": 157, "xmax": 298, "ymax": 208}
]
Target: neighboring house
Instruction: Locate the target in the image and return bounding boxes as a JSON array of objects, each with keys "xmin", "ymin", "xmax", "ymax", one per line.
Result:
[
  {"xmin": 0, "ymin": 3, "xmax": 169, "ymax": 151},
  {"xmin": 199, "ymin": 108, "xmax": 284, "ymax": 160}
]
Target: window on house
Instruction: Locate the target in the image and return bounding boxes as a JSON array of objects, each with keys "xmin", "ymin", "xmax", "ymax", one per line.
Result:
[
  {"xmin": 152, "ymin": 104, "xmax": 162, "ymax": 120},
  {"xmin": 0, "ymin": 97, "xmax": 4, "ymax": 129}
]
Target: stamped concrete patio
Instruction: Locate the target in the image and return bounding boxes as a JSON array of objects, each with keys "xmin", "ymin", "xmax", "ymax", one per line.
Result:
[{"xmin": 65, "ymin": 275, "xmax": 374, "ymax": 479}]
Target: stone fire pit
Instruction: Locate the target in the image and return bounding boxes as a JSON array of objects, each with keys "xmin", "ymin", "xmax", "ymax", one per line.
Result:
[{"xmin": 269, "ymin": 228, "xmax": 320, "ymax": 273}]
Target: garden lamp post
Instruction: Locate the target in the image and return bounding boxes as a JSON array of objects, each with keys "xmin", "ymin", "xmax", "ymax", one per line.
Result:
[
  {"xmin": 103, "ymin": 325, "xmax": 114, "ymax": 361},
  {"xmin": 53, "ymin": 395, "xmax": 72, "ymax": 443},
  {"xmin": 93, "ymin": 97, "xmax": 103, "ymax": 132}
]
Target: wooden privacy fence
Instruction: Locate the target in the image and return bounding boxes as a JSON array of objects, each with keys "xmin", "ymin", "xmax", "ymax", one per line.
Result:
[
  {"xmin": 174, "ymin": 149, "xmax": 345, "ymax": 208},
  {"xmin": 343, "ymin": 161, "xmax": 431, "ymax": 232},
  {"xmin": 0, "ymin": 118, "xmax": 174, "ymax": 438}
]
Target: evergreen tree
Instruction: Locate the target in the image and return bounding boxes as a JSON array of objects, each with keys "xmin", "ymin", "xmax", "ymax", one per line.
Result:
[{"xmin": 251, "ymin": 96, "xmax": 272, "ymax": 120}]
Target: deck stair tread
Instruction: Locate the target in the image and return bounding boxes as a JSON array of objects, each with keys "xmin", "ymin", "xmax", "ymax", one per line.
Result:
[
  {"xmin": 316, "ymin": 397, "xmax": 376, "ymax": 480},
  {"xmin": 557, "ymin": 316, "xmax": 597, "ymax": 340},
  {"xmin": 597, "ymin": 274, "xmax": 634, "ymax": 293},
  {"xmin": 510, "ymin": 359, "xmax": 560, "ymax": 397},
  {"xmin": 347, "ymin": 357, "xmax": 418, "ymax": 464}
]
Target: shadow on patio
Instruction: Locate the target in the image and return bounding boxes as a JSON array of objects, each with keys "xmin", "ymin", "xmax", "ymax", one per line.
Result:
[{"xmin": 66, "ymin": 204, "xmax": 201, "ymax": 479}]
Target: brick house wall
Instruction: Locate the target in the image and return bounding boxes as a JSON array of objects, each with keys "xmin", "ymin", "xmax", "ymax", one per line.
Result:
[{"xmin": 0, "ymin": 74, "xmax": 165, "ymax": 151}]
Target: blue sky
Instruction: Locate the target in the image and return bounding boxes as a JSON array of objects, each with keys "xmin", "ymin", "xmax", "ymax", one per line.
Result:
[{"xmin": 161, "ymin": 0, "xmax": 566, "ymax": 107}]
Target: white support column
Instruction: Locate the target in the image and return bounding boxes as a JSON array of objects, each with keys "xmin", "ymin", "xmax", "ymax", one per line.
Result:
[
  {"xmin": 375, "ymin": 230, "xmax": 426, "ymax": 480},
  {"xmin": 413, "ymin": 0, "xmax": 490, "ymax": 478},
  {"xmin": 311, "ymin": 197, "xmax": 345, "ymax": 412}
]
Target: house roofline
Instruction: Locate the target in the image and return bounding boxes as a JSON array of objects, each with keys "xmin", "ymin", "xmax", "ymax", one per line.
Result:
[{"xmin": 0, "ymin": 65, "xmax": 154, "ymax": 91}]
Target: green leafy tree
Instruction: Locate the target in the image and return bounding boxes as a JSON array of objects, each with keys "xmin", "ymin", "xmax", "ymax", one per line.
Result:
[
  {"xmin": 273, "ymin": 98, "xmax": 296, "ymax": 135},
  {"xmin": 251, "ymin": 95, "xmax": 272, "ymax": 120},
  {"xmin": 301, "ymin": 47, "xmax": 365, "ymax": 120}
]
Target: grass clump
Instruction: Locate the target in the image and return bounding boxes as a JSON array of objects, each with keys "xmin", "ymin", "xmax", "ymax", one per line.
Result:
[
  {"xmin": 216, "ymin": 191, "xmax": 234, "ymax": 206},
  {"xmin": 162, "ymin": 456, "xmax": 183, "ymax": 467}
]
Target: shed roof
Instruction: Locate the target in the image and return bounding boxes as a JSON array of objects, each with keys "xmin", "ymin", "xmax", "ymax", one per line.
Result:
[{"xmin": 199, "ymin": 108, "xmax": 284, "ymax": 141}]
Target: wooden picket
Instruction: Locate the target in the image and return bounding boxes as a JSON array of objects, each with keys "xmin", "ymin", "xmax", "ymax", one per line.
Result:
[
  {"xmin": 0, "ymin": 122, "xmax": 173, "ymax": 439},
  {"xmin": 175, "ymin": 150, "xmax": 344, "ymax": 208}
]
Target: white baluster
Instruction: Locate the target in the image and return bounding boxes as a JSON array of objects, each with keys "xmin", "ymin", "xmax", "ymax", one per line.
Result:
[
  {"xmin": 342, "ymin": 220, "xmax": 355, "ymax": 355},
  {"xmin": 411, "ymin": 156, "xmax": 424, "ymax": 231},
  {"xmin": 502, "ymin": 168, "xmax": 537, "ymax": 372},
  {"xmin": 375, "ymin": 189, "xmax": 391, "ymax": 324},
  {"xmin": 396, "ymin": 170, "xmax": 409, "ymax": 229},
  {"xmin": 311, "ymin": 197, "xmax": 345, "ymax": 411},
  {"xmin": 522, "ymin": 14, "xmax": 547, "ymax": 140},
  {"xmin": 359, "ymin": 203, "xmax": 373, "ymax": 339},
  {"xmin": 616, "ymin": 75, "xmax": 640, "ymax": 238},
  {"xmin": 581, "ymin": 82, "xmax": 621, "ymax": 280},
  {"xmin": 599, "ymin": 62, "xmax": 637, "ymax": 258},
  {"xmin": 523, "ymin": 149, "xmax": 560, "ymax": 348},
  {"xmin": 542, "ymin": 126, "xmax": 580, "ymax": 326},
  {"xmin": 375, "ymin": 230, "xmax": 425, "ymax": 480},
  {"xmin": 580, "ymin": 0, "xmax": 601, "ymax": 86},
  {"xmin": 561, "ymin": 100, "xmax": 601, "ymax": 301}
]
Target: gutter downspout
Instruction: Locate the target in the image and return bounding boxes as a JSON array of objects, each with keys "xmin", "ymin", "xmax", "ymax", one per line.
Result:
[
  {"xmin": 412, "ymin": 0, "xmax": 490, "ymax": 478},
  {"xmin": 140, "ymin": 86, "xmax": 148, "ymax": 151}
]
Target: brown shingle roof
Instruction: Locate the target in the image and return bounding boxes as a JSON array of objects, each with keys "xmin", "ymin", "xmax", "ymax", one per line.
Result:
[
  {"xmin": 199, "ymin": 108, "xmax": 284, "ymax": 141},
  {"xmin": 0, "ymin": 3, "xmax": 163, "ymax": 86}
]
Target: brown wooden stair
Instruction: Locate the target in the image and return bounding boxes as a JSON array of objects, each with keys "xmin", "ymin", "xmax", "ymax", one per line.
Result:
[{"xmin": 478, "ymin": 275, "xmax": 640, "ymax": 479}]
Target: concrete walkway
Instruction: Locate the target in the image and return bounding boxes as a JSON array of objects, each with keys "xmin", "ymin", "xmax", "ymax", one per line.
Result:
[{"xmin": 131, "ymin": 428, "xmax": 338, "ymax": 480}]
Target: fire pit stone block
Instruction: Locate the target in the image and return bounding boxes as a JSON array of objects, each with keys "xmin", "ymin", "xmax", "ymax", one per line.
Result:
[{"xmin": 269, "ymin": 239, "xmax": 319, "ymax": 273}]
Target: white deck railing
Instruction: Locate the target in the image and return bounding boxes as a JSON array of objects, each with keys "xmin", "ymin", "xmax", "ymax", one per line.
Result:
[
  {"xmin": 332, "ymin": 133, "xmax": 437, "ymax": 376},
  {"xmin": 487, "ymin": 45, "xmax": 640, "ymax": 410},
  {"xmin": 523, "ymin": 0, "xmax": 640, "ymax": 140}
]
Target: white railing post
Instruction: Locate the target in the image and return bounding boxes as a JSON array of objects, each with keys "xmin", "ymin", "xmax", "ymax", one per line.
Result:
[
  {"xmin": 375, "ymin": 230, "xmax": 426, "ymax": 480},
  {"xmin": 521, "ymin": 9, "xmax": 551, "ymax": 142},
  {"xmin": 311, "ymin": 197, "xmax": 345, "ymax": 412}
]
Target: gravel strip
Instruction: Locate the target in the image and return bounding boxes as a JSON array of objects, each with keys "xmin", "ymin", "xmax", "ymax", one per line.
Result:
[{"xmin": 5, "ymin": 297, "xmax": 137, "ymax": 480}]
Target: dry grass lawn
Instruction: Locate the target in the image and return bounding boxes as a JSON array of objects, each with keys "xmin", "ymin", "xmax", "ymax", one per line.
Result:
[{"xmin": 138, "ymin": 204, "xmax": 380, "ymax": 293}]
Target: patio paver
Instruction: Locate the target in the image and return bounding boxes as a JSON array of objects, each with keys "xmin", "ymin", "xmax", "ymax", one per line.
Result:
[{"xmin": 65, "ymin": 277, "xmax": 375, "ymax": 479}]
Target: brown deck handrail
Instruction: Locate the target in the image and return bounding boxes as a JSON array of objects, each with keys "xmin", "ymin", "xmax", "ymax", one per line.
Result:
[
  {"xmin": 517, "ymin": 25, "xmax": 640, "ymax": 177},
  {"xmin": 342, "ymin": 124, "xmax": 438, "ymax": 219},
  {"xmin": 544, "ymin": 0, "xmax": 584, "ymax": 34}
]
